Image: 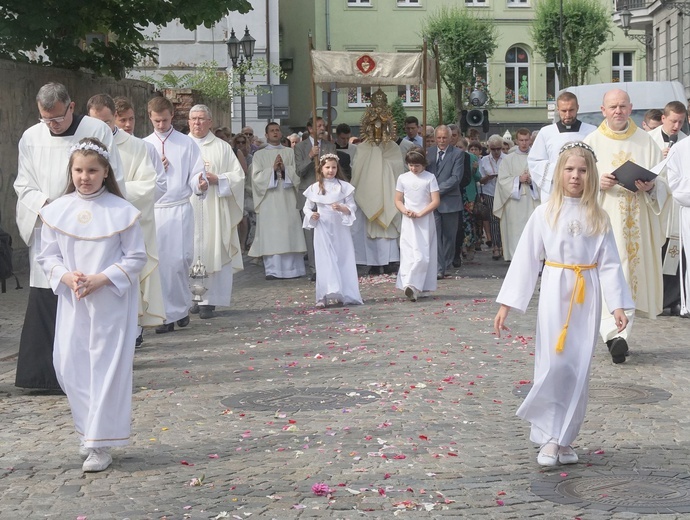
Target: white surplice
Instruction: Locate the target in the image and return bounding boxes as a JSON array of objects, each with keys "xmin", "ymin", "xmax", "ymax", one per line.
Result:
[
  {"xmin": 249, "ymin": 145, "xmax": 306, "ymax": 278},
  {"xmin": 144, "ymin": 129, "xmax": 205, "ymax": 323},
  {"xmin": 666, "ymin": 139, "xmax": 690, "ymax": 315},
  {"xmin": 114, "ymin": 128, "xmax": 165, "ymax": 326},
  {"xmin": 190, "ymin": 133, "xmax": 244, "ymax": 307},
  {"xmin": 37, "ymin": 189, "xmax": 146, "ymax": 448},
  {"xmin": 14, "ymin": 116, "xmax": 126, "ymax": 288},
  {"xmin": 303, "ymin": 179, "xmax": 362, "ymax": 305},
  {"xmin": 493, "ymin": 150, "xmax": 540, "ymax": 261},
  {"xmin": 350, "ymin": 141, "xmax": 404, "ymax": 265},
  {"xmin": 497, "ymin": 199, "xmax": 633, "ymax": 446},
  {"xmin": 528, "ymin": 122, "xmax": 597, "ymax": 203},
  {"xmin": 585, "ymin": 121, "xmax": 668, "ymax": 339},
  {"xmin": 395, "ymin": 171, "xmax": 439, "ymax": 293}
]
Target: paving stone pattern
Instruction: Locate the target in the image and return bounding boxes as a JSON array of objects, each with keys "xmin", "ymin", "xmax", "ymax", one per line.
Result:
[{"xmin": 1, "ymin": 249, "xmax": 690, "ymax": 519}]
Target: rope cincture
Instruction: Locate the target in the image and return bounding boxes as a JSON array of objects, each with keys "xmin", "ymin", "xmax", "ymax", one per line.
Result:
[{"xmin": 544, "ymin": 261, "xmax": 597, "ymax": 353}]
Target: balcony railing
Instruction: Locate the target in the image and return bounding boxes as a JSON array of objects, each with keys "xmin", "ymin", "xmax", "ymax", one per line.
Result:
[{"xmin": 615, "ymin": 0, "xmax": 648, "ymax": 10}]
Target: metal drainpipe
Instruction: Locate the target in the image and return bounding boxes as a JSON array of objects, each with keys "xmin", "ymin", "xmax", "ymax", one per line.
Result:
[
  {"xmin": 326, "ymin": 0, "xmax": 331, "ymax": 50},
  {"xmin": 266, "ymin": 0, "xmax": 271, "ymax": 86}
]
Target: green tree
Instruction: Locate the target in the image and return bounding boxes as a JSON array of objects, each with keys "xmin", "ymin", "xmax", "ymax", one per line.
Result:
[
  {"xmin": 390, "ymin": 97, "xmax": 407, "ymax": 139},
  {"xmin": 530, "ymin": 0, "xmax": 612, "ymax": 88},
  {"xmin": 422, "ymin": 7, "xmax": 498, "ymax": 124},
  {"xmin": 0, "ymin": 0, "xmax": 252, "ymax": 79}
]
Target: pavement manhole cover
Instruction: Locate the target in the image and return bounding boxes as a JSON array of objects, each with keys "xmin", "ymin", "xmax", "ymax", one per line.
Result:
[
  {"xmin": 221, "ymin": 387, "xmax": 381, "ymax": 411},
  {"xmin": 532, "ymin": 470, "xmax": 690, "ymax": 513},
  {"xmin": 513, "ymin": 382, "xmax": 671, "ymax": 404}
]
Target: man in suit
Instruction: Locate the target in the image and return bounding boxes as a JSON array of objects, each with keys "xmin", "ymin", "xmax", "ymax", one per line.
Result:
[
  {"xmin": 427, "ymin": 125, "xmax": 465, "ymax": 279},
  {"xmin": 294, "ymin": 117, "xmax": 336, "ymax": 280}
]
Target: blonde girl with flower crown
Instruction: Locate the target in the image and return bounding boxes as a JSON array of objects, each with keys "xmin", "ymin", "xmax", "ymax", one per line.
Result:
[
  {"xmin": 302, "ymin": 154, "xmax": 362, "ymax": 307},
  {"xmin": 37, "ymin": 137, "xmax": 146, "ymax": 473},
  {"xmin": 493, "ymin": 142, "xmax": 633, "ymax": 467}
]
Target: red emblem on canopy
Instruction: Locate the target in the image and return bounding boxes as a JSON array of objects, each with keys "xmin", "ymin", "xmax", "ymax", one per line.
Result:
[{"xmin": 356, "ymin": 54, "xmax": 376, "ymax": 75}]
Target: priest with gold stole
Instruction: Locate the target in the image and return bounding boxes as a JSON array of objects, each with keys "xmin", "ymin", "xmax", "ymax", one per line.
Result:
[
  {"xmin": 584, "ymin": 89, "xmax": 668, "ymax": 364},
  {"xmin": 188, "ymin": 105, "xmax": 244, "ymax": 319}
]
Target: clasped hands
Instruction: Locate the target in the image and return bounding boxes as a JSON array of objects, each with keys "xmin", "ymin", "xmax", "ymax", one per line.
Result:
[{"xmin": 61, "ymin": 271, "xmax": 110, "ymax": 300}]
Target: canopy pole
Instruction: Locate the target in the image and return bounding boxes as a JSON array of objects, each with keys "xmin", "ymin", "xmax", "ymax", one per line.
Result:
[
  {"xmin": 422, "ymin": 39, "xmax": 428, "ymax": 150},
  {"xmin": 308, "ymin": 31, "xmax": 320, "ymax": 170}
]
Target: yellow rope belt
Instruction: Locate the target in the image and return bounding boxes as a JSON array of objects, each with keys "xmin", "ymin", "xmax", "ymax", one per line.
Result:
[{"xmin": 544, "ymin": 261, "xmax": 597, "ymax": 353}]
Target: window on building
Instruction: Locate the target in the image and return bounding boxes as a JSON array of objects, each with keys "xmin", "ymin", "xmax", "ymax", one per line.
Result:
[
  {"xmin": 611, "ymin": 52, "xmax": 633, "ymax": 83},
  {"xmin": 506, "ymin": 0, "xmax": 529, "ymax": 6},
  {"xmin": 397, "ymin": 0, "xmax": 421, "ymax": 5},
  {"xmin": 398, "ymin": 84, "xmax": 421, "ymax": 106},
  {"xmin": 347, "ymin": 0, "xmax": 372, "ymax": 5},
  {"xmin": 465, "ymin": 0, "xmax": 487, "ymax": 6},
  {"xmin": 348, "ymin": 87, "xmax": 374, "ymax": 107},
  {"xmin": 546, "ymin": 64, "xmax": 560, "ymax": 102},
  {"xmin": 505, "ymin": 46, "xmax": 530, "ymax": 105}
]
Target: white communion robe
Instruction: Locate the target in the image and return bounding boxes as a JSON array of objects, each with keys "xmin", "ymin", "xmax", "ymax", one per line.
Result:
[
  {"xmin": 395, "ymin": 171, "xmax": 439, "ymax": 293},
  {"xmin": 14, "ymin": 116, "xmax": 127, "ymax": 288},
  {"xmin": 665, "ymin": 139, "xmax": 690, "ymax": 315},
  {"xmin": 144, "ymin": 128, "xmax": 205, "ymax": 323},
  {"xmin": 37, "ymin": 189, "xmax": 146, "ymax": 448},
  {"xmin": 249, "ymin": 145, "xmax": 307, "ymax": 278},
  {"xmin": 497, "ymin": 199, "xmax": 633, "ymax": 446},
  {"xmin": 584, "ymin": 121, "xmax": 668, "ymax": 340},
  {"xmin": 493, "ymin": 150, "xmax": 539, "ymax": 261},
  {"xmin": 190, "ymin": 133, "xmax": 245, "ymax": 307},
  {"xmin": 303, "ymin": 179, "xmax": 362, "ymax": 305},
  {"xmin": 350, "ymin": 141, "xmax": 404, "ymax": 265},
  {"xmin": 528, "ymin": 121, "xmax": 597, "ymax": 203},
  {"xmin": 114, "ymin": 128, "xmax": 165, "ymax": 327}
]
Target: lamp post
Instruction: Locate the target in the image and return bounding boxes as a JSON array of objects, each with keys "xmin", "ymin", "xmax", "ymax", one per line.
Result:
[
  {"xmin": 226, "ymin": 26, "xmax": 256, "ymax": 129},
  {"xmin": 618, "ymin": 6, "xmax": 654, "ymax": 47}
]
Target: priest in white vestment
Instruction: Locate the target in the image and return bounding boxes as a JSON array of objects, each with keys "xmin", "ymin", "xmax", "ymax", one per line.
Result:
[
  {"xmin": 87, "ymin": 94, "xmax": 166, "ymax": 340},
  {"xmin": 648, "ymin": 102, "xmax": 688, "ymax": 316},
  {"xmin": 493, "ymin": 129, "xmax": 539, "ymax": 261},
  {"xmin": 188, "ymin": 105, "xmax": 244, "ymax": 318},
  {"xmin": 584, "ymin": 89, "xmax": 668, "ymax": 362},
  {"xmin": 144, "ymin": 96, "xmax": 207, "ymax": 333},
  {"xmin": 666, "ymin": 136, "xmax": 690, "ymax": 316},
  {"xmin": 249, "ymin": 122, "xmax": 307, "ymax": 279},
  {"xmin": 13, "ymin": 82, "xmax": 126, "ymax": 390},
  {"xmin": 528, "ymin": 92, "xmax": 596, "ymax": 203}
]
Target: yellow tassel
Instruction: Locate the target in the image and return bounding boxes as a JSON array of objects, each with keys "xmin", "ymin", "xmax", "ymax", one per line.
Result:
[
  {"xmin": 555, "ymin": 326, "xmax": 568, "ymax": 353},
  {"xmin": 575, "ymin": 274, "xmax": 585, "ymax": 304}
]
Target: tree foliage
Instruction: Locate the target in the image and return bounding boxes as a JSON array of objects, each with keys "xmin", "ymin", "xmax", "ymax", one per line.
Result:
[
  {"xmin": 390, "ymin": 97, "xmax": 407, "ymax": 138},
  {"xmin": 0, "ymin": 0, "xmax": 252, "ymax": 79},
  {"xmin": 422, "ymin": 7, "xmax": 498, "ymax": 123},
  {"xmin": 530, "ymin": 0, "xmax": 612, "ymax": 88}
]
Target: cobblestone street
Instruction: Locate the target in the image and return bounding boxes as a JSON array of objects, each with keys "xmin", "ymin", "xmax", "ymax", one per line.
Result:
[{"xmin": 1, "ymin": 249, "xmax": 690, "ymax": 519}]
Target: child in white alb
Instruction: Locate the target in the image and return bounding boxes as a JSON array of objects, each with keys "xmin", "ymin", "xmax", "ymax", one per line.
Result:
[{"xmin": 394, "ymin": 148, "xmax": 440, "ymax": 301}]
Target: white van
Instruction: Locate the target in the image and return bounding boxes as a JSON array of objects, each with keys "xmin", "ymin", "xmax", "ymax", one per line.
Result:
[{"xmin": 559, "ymin": 81, "xmax": 688, "ymax": 130}]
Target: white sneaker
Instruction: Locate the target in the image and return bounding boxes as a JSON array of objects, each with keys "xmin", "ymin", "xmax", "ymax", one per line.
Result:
[
  {"xmin": 79, "ymin": 442, "xmax": 90, "ymax": 459},
  {"xmin": 404, "ymin": 286, "xmax": 417, "ymax": 302},
  {"xmin": 557, "ymin": 445, "xmax": 579, "ymax": 465},
  {"xmin": 82, "ymin": 448, "xmax": 112, "ymax": 472}
]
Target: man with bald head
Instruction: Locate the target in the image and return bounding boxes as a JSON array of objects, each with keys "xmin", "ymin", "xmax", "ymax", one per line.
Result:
[{"xmin": 584, "ymin": 88, "xmax": 669, "ymax": 363}]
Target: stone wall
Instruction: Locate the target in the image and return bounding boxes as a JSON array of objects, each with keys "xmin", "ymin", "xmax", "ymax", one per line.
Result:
[{"xmin": 0, "ymin": 61, "xmax": 231, "ymax": 271}]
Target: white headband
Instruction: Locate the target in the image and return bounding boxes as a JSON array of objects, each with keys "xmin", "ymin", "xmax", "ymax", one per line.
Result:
[{"xmin": 69, "ymin": 142, "xmax": 110, "ymax": 161}]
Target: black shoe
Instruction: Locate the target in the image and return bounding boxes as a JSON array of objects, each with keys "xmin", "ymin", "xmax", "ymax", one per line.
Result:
[
  {"xmin": 437, "ymin": 273, "xmax": 444, "ymax": 280},
  {"xmin": 452, "ymin": 258, "xmax": 462, "ymax": 268},
  {"xmin": 190, "ymin": 303, "xmax": 200, "ymax": 314},
  {"xmin": 265, "ymin": 275, "xmax": 278, "ymax": 280},
  {"xmin": 671, "ymin": 303, "xmax": 682, "ymax": 316},
  {"xmin": 135, "ymin": 333, "xmax": 144, "ymax": 347},
  {"xmin": 155, "ymin": 323, "xmax": 174, "ymax": 334},
  {"xmin": 176, "ymin": 315, "xmax": 190, "ymax": 328},
  {"xmin": 199, "ymin": 306, "xmax": 214, "ymax": 319},
  {"xmin": 606, "ymin": 337, "xmax": 628, "ymax": 364},
  {"xmin": 309, "ymin": 273, "xmax": 317, "ymax": 282},
  {"xmin": 382, "ymin": 263, "xmax": 398, "ymax": 275},
  {"xmin": 486, "ymin": 241, "xmax": 492, "ymax": 248},
  {"xmin": 367, "ymin": 266, "xmax": 382, "ymax": 276}
]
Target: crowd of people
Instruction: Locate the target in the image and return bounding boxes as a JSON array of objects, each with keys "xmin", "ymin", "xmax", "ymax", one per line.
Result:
[{"xmin": 10, "ymin": 81, "xmax": 690, "ymax": 474}]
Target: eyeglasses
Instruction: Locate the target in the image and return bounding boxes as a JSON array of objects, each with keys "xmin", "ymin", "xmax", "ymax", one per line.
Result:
[{"xmin": 39, "ymin": 104, "xmax": 71, "ymax": 125}]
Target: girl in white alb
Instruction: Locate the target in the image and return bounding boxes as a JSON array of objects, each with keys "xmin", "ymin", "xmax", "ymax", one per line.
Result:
[
  {"xmin": 493, "ymin": 142, "xmax": 633, "ymax": 467},
  {"xmin": 303, "ymin": 154, "xmax": 362, "ymax": 307},
  {"xmin": 394, "ymin": 148, "xmax": 440, "ymax": 301},
  {"xmin": 37, "ymin": 138, "xmax": 146, "ymax": 473}
]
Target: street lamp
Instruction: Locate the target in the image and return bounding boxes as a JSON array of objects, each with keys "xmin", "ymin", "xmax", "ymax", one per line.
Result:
[
  {"xmin": 226, "ymin": 26, "xmax": 256, "ymax": 129},
  {"xmin": 618, "ymin": 6, "xmax": 654, "ymax": 47}
]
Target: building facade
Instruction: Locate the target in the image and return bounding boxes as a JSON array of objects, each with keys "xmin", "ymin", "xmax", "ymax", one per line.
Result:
[{"xmin": 280, "ymin": 0, "xmax": 648, "ymax": 136}]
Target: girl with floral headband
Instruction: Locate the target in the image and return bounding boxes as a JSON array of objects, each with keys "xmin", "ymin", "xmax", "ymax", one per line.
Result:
[
  {"xmin": 302, "ymin": 153, "xmax": 362, "ymax": 307},
  {"xmin": 493, "ymin": 141, "xmax": 633, "ymax": 467},
  {"xmin": 36, "ymin": 137, "xmax": 146, "ymax": 473}
]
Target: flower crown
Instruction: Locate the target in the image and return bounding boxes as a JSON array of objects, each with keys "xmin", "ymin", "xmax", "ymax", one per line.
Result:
[
  {"xmin": 69, "ymin": 141, "xmax": 110, "ymax": 161},
  {"xmin": 559, "ymin": 141, "xmax": 596, "ymax": 161},
  {"xmin": 320, "ymin": 153, "xmax": 339, "ymax": 162}
]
